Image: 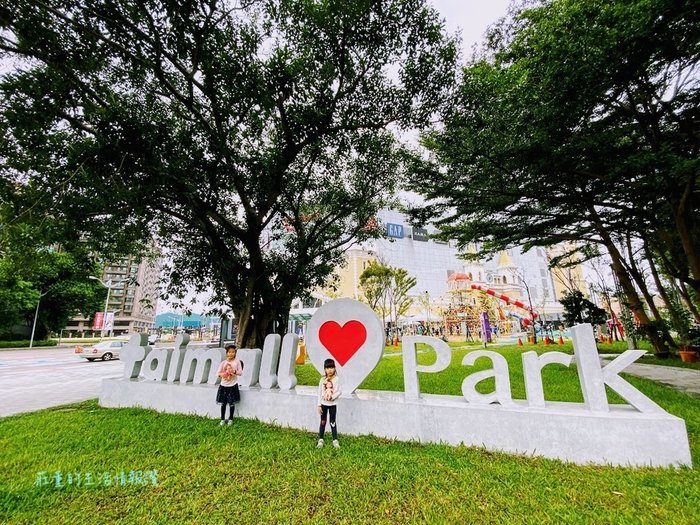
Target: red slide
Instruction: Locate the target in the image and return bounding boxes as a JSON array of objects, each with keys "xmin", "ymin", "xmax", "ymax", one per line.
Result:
[{"xmin": 469, "ymin": 284, "xmax": 539, "ymax": 319}]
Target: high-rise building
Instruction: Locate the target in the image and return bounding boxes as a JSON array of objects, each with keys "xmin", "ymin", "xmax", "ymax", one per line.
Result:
[{"xmin": 65, "ymin": 256, "xmax": 160, "ymax": 337}]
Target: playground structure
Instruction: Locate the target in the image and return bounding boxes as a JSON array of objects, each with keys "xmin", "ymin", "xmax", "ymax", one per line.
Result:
[
  {"xmin": 441, "ymin": 273, "xmax": 539, "ymax": 340},
  {"xmin": 468, "ymin": 284, "xmax": 539, "ymax": 321}
]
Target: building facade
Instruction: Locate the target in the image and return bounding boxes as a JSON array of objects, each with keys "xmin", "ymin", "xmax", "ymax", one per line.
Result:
[
  {"xmin": 65, "ymin": 256, "xmax": 160, "ymax": 337},
  {"xmin": 331, "ymin": 208, "xmax": 564, "ymax": 322}
]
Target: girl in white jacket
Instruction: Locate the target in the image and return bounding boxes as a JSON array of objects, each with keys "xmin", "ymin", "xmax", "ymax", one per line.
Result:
[{"xmin": 317, "ymin": 358, "xmax": 341, "ymax": 448}]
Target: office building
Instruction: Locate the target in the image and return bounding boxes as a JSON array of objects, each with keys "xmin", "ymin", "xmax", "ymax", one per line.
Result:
[{"xmin": 65, "ymin": 256, "xmax": 160, "ymax": 337}]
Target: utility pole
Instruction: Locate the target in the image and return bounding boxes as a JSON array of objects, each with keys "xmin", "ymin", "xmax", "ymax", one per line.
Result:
[
  {"xmin": 29, "ymin": 290, "xmax": 49, "ymax": 349},
  {"xmin": 519, "ymin": 274, "xmax": 537, "ymax": 344},
  {"xmin": 90, "ymin": 277, "xmax": 114, "ymax": 339}
]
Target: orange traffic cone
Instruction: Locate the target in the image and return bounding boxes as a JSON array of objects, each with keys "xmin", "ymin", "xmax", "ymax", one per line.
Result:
[
  {"xmin": 543, "ymin": 337, "xmax": 550, "ymax": 345},
  {"xmin": 607, "ymin": 335, "xmax": 613, "ymax": 344},
  {"xmin": 393, "ymin": 336, "xmax": 399, "ymax": 346},
  {"xmin": 558, "ymin": 335, "xmax": 564, "ymax": 345},
  {"xmin": 517, "ymin": 337, "xmax": 523, "ymax": 346}
]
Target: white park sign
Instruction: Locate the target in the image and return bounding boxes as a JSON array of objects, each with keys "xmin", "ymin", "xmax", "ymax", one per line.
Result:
[{"xmin": 101, "ymin": 298, "xmax": 691, "ymax": 467}]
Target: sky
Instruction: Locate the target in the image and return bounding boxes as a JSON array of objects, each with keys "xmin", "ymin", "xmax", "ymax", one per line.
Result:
[{"xmin": 430, "ymin": 0, "xmax": 512, "ymax": 55}]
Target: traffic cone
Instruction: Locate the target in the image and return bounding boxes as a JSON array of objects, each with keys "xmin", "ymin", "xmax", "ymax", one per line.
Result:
[
  {"xmin": 558, "ymin": 335, "xmax": 564, "ymax": 345},
  {"xmin": 544, "ymin": 337, "xmax": 550, "ymax": 346},
  {"xmin": 517, "ymin": 337, "xmax": 523, "ymax": 346},
  {"xmin": 607, "ymin": 335, "xmax": 613, "ymax": 344},
  {"xmin": 393, "ymin": 336, "xmax": 399, "ymax": 346}
]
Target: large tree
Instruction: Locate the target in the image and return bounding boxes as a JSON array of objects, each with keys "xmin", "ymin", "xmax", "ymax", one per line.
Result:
[
  {"xmin": 0, "ymin": 191, "xmax": 106, "ymax": 339},
  {"xmin": 408, "ymin": 0, "xmax": 699, "ymax": 354},
  {"xmin": 0, "ymin": 0, "xmax": 457, "ymax": 347}
]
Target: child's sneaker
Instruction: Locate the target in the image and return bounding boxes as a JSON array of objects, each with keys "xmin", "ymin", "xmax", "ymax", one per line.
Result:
[
  {"xmin": 219, "ymin": 420, "xmax": 226, "ymax": 426},
  {"xmin": 227, "ymin": 419, "xmax": 233, "ymax": 426},
  {"xmin": 332, "ymin": 440, "xmax": 340, "ymax": 449},
  {"xmin": 316, "ymin": 439, "xmax": 324, "ymax": 448}
]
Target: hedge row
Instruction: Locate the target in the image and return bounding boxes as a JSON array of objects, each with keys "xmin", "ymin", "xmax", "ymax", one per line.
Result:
[{"xmin": 0, "ymin": 339, "xmax": 59, "ymax": 348}]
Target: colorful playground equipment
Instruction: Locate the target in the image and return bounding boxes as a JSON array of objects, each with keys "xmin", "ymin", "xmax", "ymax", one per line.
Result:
[{"xmin": 468, "ymin": 284, "xmax": 539, "ymax": 319}]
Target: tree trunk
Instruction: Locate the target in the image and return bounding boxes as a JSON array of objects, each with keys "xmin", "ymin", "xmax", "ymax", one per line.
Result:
[
  {"xmin": 678, "ymin": 280, "xmax": 700, "ymax": 324},
  {"xmin": 674, "ymin": 174, "xmax": 700, "ymax": 299},
  {"xmin": 236, "ymin": 299, "xmax": 277, "ymax": 349},
  {"xmin": 641, "ymin": 240, "xmax": 678, "ymax": 350},
  {"xmin": 623, "ymin": 234, "xmax": 663, "ymax": 322},
  {"xmin": 592, "ymin": 213, "xmax": 668, "ymax": 354},
  {"xmin": 274, "ymin": 295, "xmax": 294, "ymax": 338}
]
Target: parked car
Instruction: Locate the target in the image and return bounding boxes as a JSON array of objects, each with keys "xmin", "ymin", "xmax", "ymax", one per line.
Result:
[
  {"xmin": 75, "ymin": 341, "xmax": 125, "ymax": 361},
  {"xmin": 148, "ymin": 334, "xmax": 159, "ymax": 345}
]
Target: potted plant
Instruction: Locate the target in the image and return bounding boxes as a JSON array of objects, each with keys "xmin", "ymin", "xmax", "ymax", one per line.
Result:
[{"xmin": 665, "ymin": 293, "xmax": 696, "ymax": 362}]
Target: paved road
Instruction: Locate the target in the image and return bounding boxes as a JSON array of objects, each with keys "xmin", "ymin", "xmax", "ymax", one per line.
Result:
[{"xmin": 0, "ymin": 347, "xmax": 122, "ymax": 417}]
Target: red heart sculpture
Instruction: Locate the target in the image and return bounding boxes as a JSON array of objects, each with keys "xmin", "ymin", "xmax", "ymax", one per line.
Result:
[{"xmin": 318, "ymin": 320, "xmax": 367, "ymax": 366}]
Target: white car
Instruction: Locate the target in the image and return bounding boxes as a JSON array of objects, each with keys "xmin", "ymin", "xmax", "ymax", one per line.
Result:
[{"xmin": 75, "ymin": 341, "xmax": 125, "ymax": 361}]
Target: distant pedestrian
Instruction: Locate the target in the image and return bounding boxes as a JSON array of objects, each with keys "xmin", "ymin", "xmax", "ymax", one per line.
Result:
[
  {"xmin": 216, "ymin": 344, "xmax": 242, "ymax": 425},
  {"xmin": 316, "ymin": 358, "xmax": 342, "ymax": 448}
]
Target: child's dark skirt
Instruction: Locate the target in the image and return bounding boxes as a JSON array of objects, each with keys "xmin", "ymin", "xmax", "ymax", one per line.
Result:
[{"xmin": 216, "ymin": 384, "xmax": 240, "ymax": 405}]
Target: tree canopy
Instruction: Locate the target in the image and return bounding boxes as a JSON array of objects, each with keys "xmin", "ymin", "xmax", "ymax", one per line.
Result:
[
  {"xmin": 0, "ymin": 0, "xmax": 457, "ymax": 347},
  {"xmin": 408, "ymin": 0, "xmax": 699, "ymax": 353},
  {"xmin": 359, "ymin": 260, "xmax": 417, "ymax": 331},
  {"xmin": 0, "ymin": 194, "xmax": 106, "ymax": 339},
  {"xmin": 559, "ymin": 290, "xmax": 607, "ymax": 328}
]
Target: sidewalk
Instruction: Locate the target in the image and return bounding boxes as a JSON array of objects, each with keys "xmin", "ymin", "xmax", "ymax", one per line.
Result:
[{"xmin": 602, "ymin": 356, "xmax": 700, "ymax": 398}]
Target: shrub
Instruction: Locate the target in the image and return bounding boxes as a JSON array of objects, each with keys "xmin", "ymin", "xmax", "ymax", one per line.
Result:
[{"xmin": 0, "ymin": 339, "xmax": 58, "ymax": 348}]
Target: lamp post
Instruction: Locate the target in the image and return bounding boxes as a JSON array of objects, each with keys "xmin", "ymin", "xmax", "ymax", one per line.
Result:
[
  {"xmin": 90, "ymin": 277, "xmax": 113, "ymax": 339},
  {"xmin": 519, "ymin": 275, "xmax": 537, "ymax": 344},
  {"xmin": 29, "ymin": 290, "xmax": 49, "ymax": 349},
  {"xmin": 424, "ymin": 290, "xmax": 430, "ymax": 336}
]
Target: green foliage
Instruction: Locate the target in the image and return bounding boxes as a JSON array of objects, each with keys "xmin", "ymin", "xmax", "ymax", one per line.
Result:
[
  {"xmin": 662, "ymin": 286, "xmax": 694, "ymax": 345},
  {"xmin": 0, "ymin": 267, "xmax": 37, "ymax": 333},
  {"xmin": 389, "ymin": 268, "xmax": 417, "ymax": 320},
  {"xmin": 0, "ymin": 249, "xmax": 106, "ymax": 339},
  {"xmin": 359, "ymin": 261, "xmax": 393, "ymax": 318},
  {"xmin": 408, "ymin": 0, "xmax": 700, "ymax": 320},
  {"xmin": 0, "ymin": 339, "xmax": 57, "ymax": 347},
  {"xmin": 359, "ymin": 262, "xmax": 417, "ymax": 326},
  {"xmin": 0, "ymin": 192, "xmax": 106, "ymax": 339},
  {"xmin": 559, "ymin": 290, "xmax": 608, "ymax": 327},
  {"xmin": 688, "ymin": 325, "xmax": 700, "ymax": 348},
  {"xmin": 0, "ymin": 0, "xmax": 457, "ymax": 347}
]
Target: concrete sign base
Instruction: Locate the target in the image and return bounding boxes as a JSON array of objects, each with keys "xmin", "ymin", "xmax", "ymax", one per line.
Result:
[{"xmin": 100, "ymin": 378, "xmax": 691, "ymax": 467}]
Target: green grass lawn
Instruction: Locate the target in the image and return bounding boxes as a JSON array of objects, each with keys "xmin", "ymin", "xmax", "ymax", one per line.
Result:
[{"xmin": 1, "ymin": 343, "xmax": 699, "ymax": 524}]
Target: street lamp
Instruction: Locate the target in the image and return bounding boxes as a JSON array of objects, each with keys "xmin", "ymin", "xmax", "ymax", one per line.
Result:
[
  {"xmin": 424, "ymin": 291, "xmax": 430, "ymax": 336},
  {"xmin": 90, "ymin": 277, "xmax": 114, "ymax": 338},
  {"xmin": 29, "ymin": 290, "xmax": 49, "ymax": 349},
  {"xmin": 518, "ymin": 275, "xmax": 537, "ymax": 344}
]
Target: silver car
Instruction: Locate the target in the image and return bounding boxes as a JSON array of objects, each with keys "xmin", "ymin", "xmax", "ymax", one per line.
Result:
[{"xmin": 75, "ymin": 341, "xmax": 125, "ymax": 361}]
